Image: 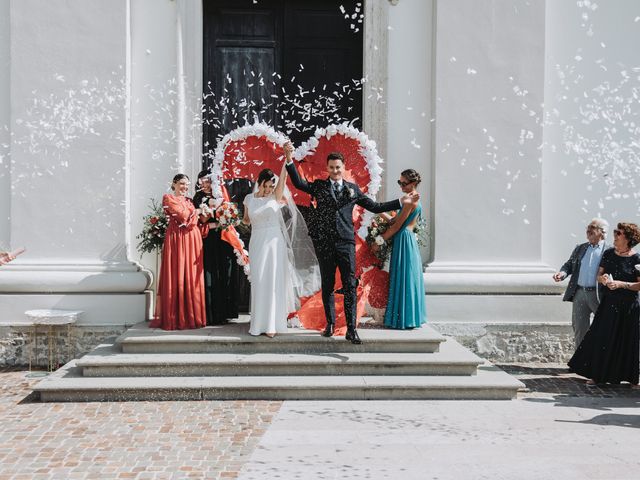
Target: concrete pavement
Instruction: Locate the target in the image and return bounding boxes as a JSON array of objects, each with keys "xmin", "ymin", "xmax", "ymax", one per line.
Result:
[{"xmin": 1, "ymin": 364, "xmax": 639, "ymax": 479}]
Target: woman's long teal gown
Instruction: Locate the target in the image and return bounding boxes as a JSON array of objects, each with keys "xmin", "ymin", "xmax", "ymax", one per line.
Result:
[{"xmin": 383, "ymin": 205, "xmax": 427, "ymax": 329}]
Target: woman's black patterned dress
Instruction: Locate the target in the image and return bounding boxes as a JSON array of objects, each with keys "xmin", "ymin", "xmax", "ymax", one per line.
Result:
[
  {"xmin": 568, "ymin": 248, "xmax": 640, "ymax": 384},
  {"xmin": 193, "ymin": 190, "xmax": 239, "ymax": 325}
]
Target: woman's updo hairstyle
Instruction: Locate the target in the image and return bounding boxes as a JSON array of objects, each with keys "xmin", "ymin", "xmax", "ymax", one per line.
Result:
[
  {"xmin": 171, "ymin": 173, "xmax": 189, "ymax": 190},
  {"xmin": 257, "ymin": 168, "xmax": 275, "ymax": 186},
  {"xmin": 400, "ymin": 169, "xmax": 421, "ymax": 186}
]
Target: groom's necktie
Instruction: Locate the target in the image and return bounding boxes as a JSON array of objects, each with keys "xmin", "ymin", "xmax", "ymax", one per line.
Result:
[{"xmin": 333, "ymin": 181, "xmax": 341, "ymax": 196}]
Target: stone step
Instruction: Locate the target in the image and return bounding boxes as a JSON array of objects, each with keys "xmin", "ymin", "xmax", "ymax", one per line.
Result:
[
  {"xmin": 34, "ymin": 362, "xmax": 524, "ymax": 402},
  {"xmin": 76, "ymin": 339, "xmax": 482, "ymax": 377},
  {"xmin": 117, "ymin": 322, "xmax": 446, "ymax": 354}
]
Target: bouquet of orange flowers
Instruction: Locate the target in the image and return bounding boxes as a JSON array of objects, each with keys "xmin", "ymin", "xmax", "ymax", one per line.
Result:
[{"xmin": 215, "ymin": 201, "xmax": 241, "ymax": 230}]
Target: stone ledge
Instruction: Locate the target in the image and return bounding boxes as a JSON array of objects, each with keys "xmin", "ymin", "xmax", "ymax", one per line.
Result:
[
  {"xmin": 0, "ymin": 325, "xmax": 126, "ymax": 367},
  {"xmin": 432, "ymin": 322, "xmax": 574, "ymax": 363},
  {"xmin": 34, "ymin": 362, "xmax": 524, "ymax": 402}
]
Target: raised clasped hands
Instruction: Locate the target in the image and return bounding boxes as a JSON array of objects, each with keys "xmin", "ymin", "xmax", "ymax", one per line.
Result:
[
  {"xmin": 283, "ymin": 141, "xmax": 294, "ymax": 163},
  {"xmin": 401, "ymin": 191, "xmax": 420, "ymax": 206}
]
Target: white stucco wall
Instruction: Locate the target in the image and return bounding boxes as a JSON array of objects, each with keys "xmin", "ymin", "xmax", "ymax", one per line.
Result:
[
  {"xmin": 8, "ymin": 0, "xmax": 128, "ymax": 261},
  {"xmin": 0, "ymin": 0, "xmax": 10, "ymax": 250},
  {"xmin": 6, "ymin": 0, "xmax": 637, "ymax": 329},
  {"xmin": 432, "ymin": 0, "xmax": 546, "ymax": 267},
  {"xmin": 0, "ymin": 0, "xmax": 149, "ymax": 326},
  {"xmin": 542, "ymin": 1, "xmax": 640, "ymax": 270}
]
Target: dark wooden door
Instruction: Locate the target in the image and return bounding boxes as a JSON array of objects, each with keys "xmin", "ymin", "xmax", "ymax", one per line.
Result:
[
  {"xmin": 203, "ymin": 0, "xmax": 363, "ymax": 311},
  {"xmin": 203, "ymin": 0, "xmax": 363, "ymax": 151}
]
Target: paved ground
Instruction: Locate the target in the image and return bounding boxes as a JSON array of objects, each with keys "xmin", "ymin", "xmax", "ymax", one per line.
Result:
[
  {"xmin": 1, "ymin": 364, "xmax": 638, "ymax": 479},
  {"xmin": 0, "ymin": 369, "xmax": 279, "ymax": 480}
]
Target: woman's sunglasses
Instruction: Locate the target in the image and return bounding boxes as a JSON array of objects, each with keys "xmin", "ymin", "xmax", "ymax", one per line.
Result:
[{"xmin": 397, "ymin": 180, "xmax": 414, "ymax": 187}]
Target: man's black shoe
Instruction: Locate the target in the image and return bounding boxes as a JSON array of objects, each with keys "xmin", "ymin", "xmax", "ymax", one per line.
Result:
[
  {"xmin": 321, "ymin": 324, "xmax": 335, "ymax": 337},
  {"xmin": 345, "ymin": 329, "xmax": 362, "ymax": 345}
]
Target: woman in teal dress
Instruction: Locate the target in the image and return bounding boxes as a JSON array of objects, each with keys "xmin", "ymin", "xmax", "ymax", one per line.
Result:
[{"xmin": 379, "ymin": 169, "xmax": 427, "ymax": 329}]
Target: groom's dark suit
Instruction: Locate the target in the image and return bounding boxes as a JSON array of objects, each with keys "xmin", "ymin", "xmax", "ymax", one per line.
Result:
[{"xmin": 286, "ymin": 162, "xmax": 401, "ymax": 331}]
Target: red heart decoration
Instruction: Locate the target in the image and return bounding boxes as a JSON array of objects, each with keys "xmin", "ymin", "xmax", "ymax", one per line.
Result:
[
  {"xmin": 211, "ymin": 122, "xmax": 388, "ymax": 331},
  {"xmin": 212, "ymin": 122, "xmax": 382, "ymax": 234}
]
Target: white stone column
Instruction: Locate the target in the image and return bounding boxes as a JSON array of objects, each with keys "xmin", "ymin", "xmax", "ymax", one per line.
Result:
[
  {"xmin": 0, "ymin": 0, "xmax": 150, "ymax": 326},
  {"xmin": 128, "ymin": 0, "xmax": 204, "ymax": 296},
  {"xmin": 427, "ymin": 0, "xmax": 558, "ymax": 294},
  {"xmin": 385, "ymin": 0, "xmax": 434, "ymax": 257}
]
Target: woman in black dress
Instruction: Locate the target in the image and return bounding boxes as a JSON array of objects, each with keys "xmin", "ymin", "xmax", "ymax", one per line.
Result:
[
  {"xmin": 193, "ymin": 170, "xmax": 239, "ymax": 325},
  {"xmin": 568, "ymin": 222, "xmax": 640, "ymax": 388}
]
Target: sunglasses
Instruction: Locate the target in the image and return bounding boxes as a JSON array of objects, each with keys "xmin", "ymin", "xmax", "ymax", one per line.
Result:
[
  {"xmin": 397, "ymin": 180, "xmax": 414, "ymax": 187},
  {"xmin": 614, "ymin": 229, "xmax": 623, "ymax": 236}
]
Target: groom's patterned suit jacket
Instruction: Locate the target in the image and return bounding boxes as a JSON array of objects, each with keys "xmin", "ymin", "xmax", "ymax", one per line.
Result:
[{"xmin": 286, "ymin": 162, "xmax": 401, "ymax": 249}]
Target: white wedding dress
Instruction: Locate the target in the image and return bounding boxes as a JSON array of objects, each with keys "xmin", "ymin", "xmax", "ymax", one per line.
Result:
[{"xmin": 244, "ymin": 193, "xmax": 294, "ymax": 335}]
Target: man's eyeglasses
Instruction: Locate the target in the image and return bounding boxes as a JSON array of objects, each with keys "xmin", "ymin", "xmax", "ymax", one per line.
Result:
[
  {"xmin": 397, "ymin": 180, "xmax": 414, "ymax": 187},
  {"xmin": 614, "ymin": 229, "xmax": 623, "ymax": 237}
]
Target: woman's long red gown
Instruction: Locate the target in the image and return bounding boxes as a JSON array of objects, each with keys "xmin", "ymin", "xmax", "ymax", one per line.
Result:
[{"xmin": 150, "ymin": 194, "xmax": 207, "ymax": 330}]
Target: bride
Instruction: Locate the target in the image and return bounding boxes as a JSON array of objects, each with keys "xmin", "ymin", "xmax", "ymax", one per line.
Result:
[{"xmin": 242, "ymin": 150, "xmax": 318, "ymax": 337}]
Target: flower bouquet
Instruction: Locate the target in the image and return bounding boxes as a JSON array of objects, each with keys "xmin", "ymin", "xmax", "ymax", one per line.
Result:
[
  {"xmin": 365, "ymin": 215, "xmax": 392, "ymax": 267},
  {"xmin": 136, "ymin": 198, "xmax": 168, "ymax": 255},
  {"xmin": 413, "ymin": 216, "xmax": 429, "ymax": 248},
  {"xmin": 215, "ymin": 201, "xmax": 241, "ymax": 230}
]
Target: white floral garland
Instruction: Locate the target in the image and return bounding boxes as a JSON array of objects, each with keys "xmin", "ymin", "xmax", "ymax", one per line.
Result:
[
  {"xmin": 293, "ymin": 122, "xmax": 384, "ymax": 239},
  {"xmin": 211, "ymin": 122, "xmax": 289, "ymax": 277},
  {"xmin": 211, "ymin": 122, "xmax": 289, "ymax": 199},
  {"xmin": 233, "ymin": 232, "xmax": 251, "ymax": 278}
]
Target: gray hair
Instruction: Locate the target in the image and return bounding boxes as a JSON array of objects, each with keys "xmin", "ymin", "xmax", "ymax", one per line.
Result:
[{"xmin": 589, "ymin": 218, "xmax": 609, "ymax": 236}]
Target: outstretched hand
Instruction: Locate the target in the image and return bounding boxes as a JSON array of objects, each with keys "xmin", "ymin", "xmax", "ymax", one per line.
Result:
[
  {"xmin": 0, "ymin": 247, "xmax": 25, "ymax": 266},
  {"xmin": 401, "ymin": 191, "xmax": 420, "ymax": 206}
]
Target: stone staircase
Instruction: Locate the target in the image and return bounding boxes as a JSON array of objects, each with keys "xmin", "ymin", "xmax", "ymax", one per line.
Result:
[{"xmin": 34, "ymin": 320, "xmax": 524, "ymax": 401}]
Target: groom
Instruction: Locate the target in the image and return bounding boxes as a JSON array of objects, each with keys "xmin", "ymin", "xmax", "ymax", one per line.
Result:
[{"xmin": 284, "ymin": 143, "xmax": 419, "ymax": 344}]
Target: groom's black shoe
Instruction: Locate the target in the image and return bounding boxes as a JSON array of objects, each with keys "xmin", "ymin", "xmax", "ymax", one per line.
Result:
[
  {"xmin": 345, "ymin": 328, "xmax": 362, "ymax": 345},
  {"xmin": 321, "ymin": 324, "xmax": 335, "ymax": 337}
]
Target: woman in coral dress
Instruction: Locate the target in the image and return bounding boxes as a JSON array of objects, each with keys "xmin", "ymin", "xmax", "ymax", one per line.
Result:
[{"xmin": 150, "ymin": 174, "xmax": 208, "ymax": 330}]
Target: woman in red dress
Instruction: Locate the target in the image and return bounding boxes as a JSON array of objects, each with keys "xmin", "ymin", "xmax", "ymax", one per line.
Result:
[{"xmin": 150, "ymin": 174, "xmax": 208, "ymax": 330}]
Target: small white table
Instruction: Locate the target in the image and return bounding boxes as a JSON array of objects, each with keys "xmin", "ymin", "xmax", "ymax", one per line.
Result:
[{"xmin": 24, "ymin": 309, "xmax": 82, "ymax": 372}]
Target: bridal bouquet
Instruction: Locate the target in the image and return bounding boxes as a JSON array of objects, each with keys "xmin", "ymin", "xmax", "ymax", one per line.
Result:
[
  {"xmin": 137, "ymin": 198, "xmax": 168, "ymax": 254},
  {"xmin": 215, "ymin": 201, "xmax": 241, "ymax": 230},
  {"xmin": 366, "ymin": 215, "xmax": 392, "ymax": 266}
]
